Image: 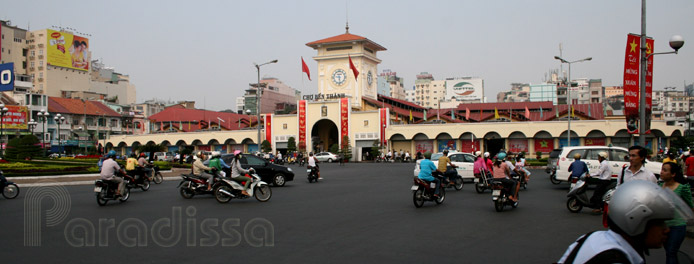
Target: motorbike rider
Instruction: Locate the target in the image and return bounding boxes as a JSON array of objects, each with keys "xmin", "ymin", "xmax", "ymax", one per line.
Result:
[
  {"xmin": 516, "ymin": 153, "xmax": 531, "ymax": 182},
  {"xmin": 473, "ymin": 151, "xmax": 489, "ymax": 178},
  {"xmin": 619, "ymin": 145, "xmax": 657, "ymax": 185},
  {"xmin": 484, "ymin": 152, "xmax": 494, "ymax": 173},
  {"xmin": 418, "ymin": 152, "xmax": 441, "ymax": 198},
  {"xmin": 192, "ymin": 151, "xmax": 216, "ymax": 191},
  {"xmin": 209, "ymin": 153, "xmax": 230, "ymax": 178},
  {"xmin": 125, "ymin": 153, "xmax": 138, "ymax": 177},
  {"xmin": 137, "ymin": 152, "xmax": 152, "ymax": 181},
  {"xmin": 229, "ymin": 150, "xmax": 254, "ymax": 196},
  {"xmin": 437, "ymin": 150, "xmax": 458, "ymax": 186},
  {"xmin": 492, "ymin": 152, "xmax": 519, "ymax": 203},
  {"xmin": 568, "ymin": 153, "xmax": 589, "ymax": 181},
  {"xmin": 557, "ymin": 180, "xmax": 694, "ymax": 264},
  {"xmin": 308, "ymin": 152, "xmax": 321, "ymax": 179},
  {"xmin": 589, "ymin": 151, "xmax": 612, "ymax": 214},
  {"xmin": 100, "ymin": 150, "xmax": 126, "ymax": 196}
]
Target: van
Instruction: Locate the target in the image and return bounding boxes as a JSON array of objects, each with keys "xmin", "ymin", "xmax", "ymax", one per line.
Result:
[
  {"xmin": 554, "ymin": 146, "xmax": 662, "ymax": 183},
  {"xmin": 154, "ymin": 152, "xmax": 174, "ymax": 161}
]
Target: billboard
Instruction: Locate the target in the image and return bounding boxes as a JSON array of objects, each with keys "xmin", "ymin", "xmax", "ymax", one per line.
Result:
[
  {"xmin": 46, "ymin": 29, "xmax": 90, "ymax": 71},
  {"xmin": 446, "ymin": 77, "xmax": 483, "ymax": 101},
  {"xmin": 0, "ymin": 63, "xmax": 14, "ymax": 92},
  {"xmin": 2, "ymin": 105, "xmax": 29, "ymax": 130}
]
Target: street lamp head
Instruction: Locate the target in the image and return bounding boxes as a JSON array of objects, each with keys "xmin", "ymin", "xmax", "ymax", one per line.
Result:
[
  {"xmin": 554, "ymin": 56, "xmax": 568, "ymax": 63},
  {"xmin": 584, "ymin": 57, "xmax": 592, "ymax": 61},
  {"xmin": 270, "ymin": 59, "xmax": 278, "ymax": 64},
  {"xmin": 669, "ymin": 35, "xmax": 684, "ymax": 51}
]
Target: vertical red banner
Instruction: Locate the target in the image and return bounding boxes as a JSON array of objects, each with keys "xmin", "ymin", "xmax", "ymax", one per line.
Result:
[
  {"xmin": 265, "ymin": 114, "xmax": 272, "ymax": 144},
  {"xmin": 645, "ymin": 37, "xmax": 654, "ymax": 134},
  {"xmin": 298, "ymin": 100, "xmax": 306, "ymax": 149},
  {"xmin": 380, "ymin": 108, "xmax": 387, "ymax": 146},
  {"xmin": 623, "ymin": 33, "xmax": 641, "ymax": 134},
  {"xmin": 340, "ymin": 98, "xmax": 349, "ymax": 141}
]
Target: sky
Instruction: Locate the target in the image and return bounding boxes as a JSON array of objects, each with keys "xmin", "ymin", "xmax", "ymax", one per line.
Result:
[{"xmin": 3, "ymin": 0, "xmax": 693, "ymax": 111}]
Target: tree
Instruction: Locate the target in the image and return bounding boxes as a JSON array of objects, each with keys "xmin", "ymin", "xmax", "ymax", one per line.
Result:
[
  {"xmin": 329, "ymin": 143, "xmax": 339, "ymax": 154},
  {"xmin": 370, "ymin": 141, "xmax": 381, "ymax": 160},
  {"xmin": 4, "ymin": 135, "xmax": 42, "ymax": 160},
  {"xmin": 287, "ymin": 137, "xmax": 297, "ymax": 152},
  {"xmin": 261, "ymin": 140, "xmax": 272, "ymax": 153},
  {"xmin": 339, "ymin": 136, "xmax": 352, "ymax": 161}
]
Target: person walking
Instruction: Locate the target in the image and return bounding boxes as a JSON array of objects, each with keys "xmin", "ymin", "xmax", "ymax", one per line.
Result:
[{"xmin": 659, "ymin": 162, "xmax": 694, "ymax": 264}]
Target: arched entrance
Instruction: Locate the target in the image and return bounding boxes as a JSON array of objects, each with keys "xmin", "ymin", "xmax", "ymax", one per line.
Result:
[{"xmin": 311, "ymin": 119, "xmax": 338, "ymax": 153}]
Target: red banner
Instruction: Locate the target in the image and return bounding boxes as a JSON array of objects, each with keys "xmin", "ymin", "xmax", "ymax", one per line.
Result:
[
  {"xmin": 585, "ymin": 138, "xmax": 606, "ymax": 146},
  {"xmin": 645, "ymin": 37, "xmax": 654, "ymax": 134},
  {"xmin": 509, "ymin": 139, "xmax": 529, "ymax": 153},
  {"xmin": 298, "ymin": 100, "xmax": 306, "ymax": 149},
  {"xmin": 2, "ymin": 105, "xmax": 29, "ymax": 129},
  {"xmin": 380, "ymin": 108, "xmax": 387, "ymax": 146},
  {"xmin": 460, "ymin": 139, "xmax": 481, "ymax": 153},
  {"xmin": 534, "ymin": 139, "xmax": 554, "ymax": 153},
  {"xmin": 340, "ymin": 98, "xmax": 349, "ymax": 142},
  {"xmin": 265, "ymin": 114, "xmax": 272, "ymax": 144},
  {"xmin": 623, "ymin": 33, "xmax": 641, "ymax": 134}
]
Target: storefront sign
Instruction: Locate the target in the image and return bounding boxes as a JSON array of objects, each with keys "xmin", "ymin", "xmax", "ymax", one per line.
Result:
[
  {"xmin": 340, "ymin": 98, "xmax": 349, "ymax": 141},
  {"xmin": 437, "ymin": 140, "xmax": 456, "ymax": 152},
  {"xmin": 415, "ymin": 140, "xmax": 433, "ymax": 154},
  {"xmin": 534, "ymin": 139, "xmax": 554, "ymax": 153},
  {"xmin": 298, "ymin": 100, "xmax": 306, "ymax": 148},
  {"xmin": 302, "ymin": 93, "xmax": 347, "ymax": 101},
  {"xmin": 585, "ymin": 138, "xmax": 606, "ymax": 146}
]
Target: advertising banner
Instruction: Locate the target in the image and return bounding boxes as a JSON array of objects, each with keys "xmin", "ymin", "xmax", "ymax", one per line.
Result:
[
  {"xmin": 585, "ymin": 138, "xmax": 606, "ymax": 146},
  {"xmin": 2, "ymin": 105, "xmax": 29, "ymax": 129},
  {"xmin": 340, "ymin": 98, "xmax": 349, "ymax": 142},
  {"xmin": 415, "ymin": 140, "xmax": 433, "ymax": 154},
  {"xmin": 0, "ymin": 63, "xmax": 14, "ymax": 92},
  {"xmin": 437, "ymin": 140, "xmax": 456, "ymax": 152},
  {"xmin": 380, "ymin": 108, "xmax": 388, "ymax": 146},
  {"xmin": 559, "ymin": 138, "xmax": 580, "ymax": 148},
  {"xmin": 645, "ymin": 37, "xmax": 654, "ymax": 134},
  {"xmin": 509, "ymin": 139, "xmax": 529, "ymax": 153},
  {"xmin": 46, "ymin": 29, "xmax": 90, "ymax": 71},
  {"xmin": 623, "ymin": 33, "xmax": 641, "ymax": 134},
  {"xmin": 265, "ymin": 114, "xmax": 272, "ymax": 144},
  {"xmin": 460, "ymin": 139, "xmax": 481, "ymax": 153},
  {"xmin": 298, "ymin": 100, "xmax": 306, "ymax": 149},
  {"xmin": 534, "ymin": 139, "xmax": 554, "ymax": 153},
  {"xmin": 445, "ymin": 78, "xmax": 484, "ymax": 101}
]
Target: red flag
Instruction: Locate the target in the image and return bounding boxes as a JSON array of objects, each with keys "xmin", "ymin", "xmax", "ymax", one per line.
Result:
[
  {"xmin": 348, "ymin": 55, "xmax": 359, "ymax": 80},
  {"xmin": 301, "ymin": 57, "xmax": 311, "ymax": 81},
  {"xmin": 524, "ymin": 106, "xmax": 530, "ymax": 119},
  {"xmin": 465, "ymin": 108, "xmax": 470, "ymax": 120}
]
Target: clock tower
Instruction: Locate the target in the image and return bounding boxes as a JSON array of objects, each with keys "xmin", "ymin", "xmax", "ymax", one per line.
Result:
[{"xmin": 306, "ymin": 25, "xmax": 386, "ymax": 108}]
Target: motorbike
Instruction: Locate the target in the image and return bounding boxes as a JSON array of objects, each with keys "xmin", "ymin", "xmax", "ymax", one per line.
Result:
[
  {"xmin": 94, "ymin": 178, "xmax": 131, "ymax": 206},
  {"xmin": 149, "ymin": 162, "xmax": 164, "ymax": 184},
  {"xmin": 566, "ymin": 176, "xmax": 616, "ymax": 213},
  {"xmin": 511, "ymin": 169, "xmax": 528, "ymax": 190},
  {"xmin": 125, "ymin": 169, "xmax": 151, "ymax": 191},
  {"xmin": 307, "ymin": 166, "xmax": 319, "ymax": 183},
  {"xmin": 474, "ymin": 170, "xmax": 492, "ymax": 193},
  {"xmin": 1, "ymin": 170, "xmax": 20, "ymax": 199},
  {"xmin": 178, "ymin": 172, "xmax": 220, "ymax": 199},
  {"xmin": 491, "ymin": 179, "xmax": 518, "ymax": 212},
  {"xmin": 412, "ymin": 176, "xmax": 446, "ymax": 208},
  {"xmin": 298, "ymin": 157, "xmax": 305, "ymax": 167},
  {"xmin": 439, "ymin": 169, "xmax": 464, "ymax": 191},
  {"xmin": 213, "ymin": 173, "xmax": 272, "ymax": 203}
]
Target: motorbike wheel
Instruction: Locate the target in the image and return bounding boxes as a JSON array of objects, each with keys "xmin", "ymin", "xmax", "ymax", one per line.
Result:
[
  {"xmin": 550, "ymin": 173, "xmax": 561, "ymax": 185},
  {"xmin": 494, "ymin": 198, "xmax": 504, "ymax": 212},
  {"xmin": 435, "ymin": 188, "xmax": 445, "ymax": 204},
  {"xmin": 153, "ymin": 172, "xmax": 163, "ymax": 184},
  {"xmin": 567, "ymin": 197, "xmax": 583, "ymax": 213},
  {"xmin": 273, "ymin": 173, "xmax": 286, "ymax": 187},
  {"xmin": 140, "ymin": 181, "xmax": 151, "ymax": 191},
  {"xmin": 180, "ymin": 185, "xmax": 195, "ymax": 199},
  {"xmin": 254, "ymin": 185, "xmax": 272, "ymax": 202},
  {"xmin": 214, "ymin": 185, "xmax": 233, "ymax": 203},
  {"xmin": 2, "ymin": 183, "xmax": 20, "ymax": 199},
  {"xmin": 119, "ymin": 188, "xmax": 130, "ymax": 203},
  {"xmin": 475, "ymin": 182, "xmax": 485, "ymax": 194},
  {"xmin": 413, "ymin": 188, "xmax": 425, "ymax": 208},
  {"xmin": 454, "ymin": 177, "xmax": 464, "ymax": 191},
  {"xmin": 96, "ymin": 189, "xmax": 108, "ymax": 206}
]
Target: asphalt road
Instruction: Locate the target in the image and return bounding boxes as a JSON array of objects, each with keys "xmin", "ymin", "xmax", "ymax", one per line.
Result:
[{"xmin": 0, "ymin": 163, "xmax": 691, "ymax": 263}]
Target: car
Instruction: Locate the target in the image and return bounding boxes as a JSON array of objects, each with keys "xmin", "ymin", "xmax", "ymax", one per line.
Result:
[
  {"xmin": 154, "ymin": 152, "xmax": 174, "ymax": 162},
  {"xmin": 314, "ymin": 152, "xmax": 338, "ymax": 163},
  {"xmin": 554, "ymin": 146, "xmax": 663, "ymax": 183},
  {"xmin": 48, "ymin": 153, "xmax": 61, "ymax": 159},
  {"xmin": 204, "ymin": 153, "xmax": 295, "ymax": 187},
  {"xmin": 546, "ymin": 148, "xmax": 562, "ymax": 173},
  {"xmin": 413, "ymin": 151, "xmax": 477, "ymax": 181}
]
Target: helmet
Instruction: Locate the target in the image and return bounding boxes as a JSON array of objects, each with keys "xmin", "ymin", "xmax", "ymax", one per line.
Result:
[
  {"xmin": 608, "ymin": 180, "xmax": 694, "ymax": 236},
  {"xmin": 475, "ymin": 151, "xmax": 481, "ymax": 157},
  {"xmin": 233, "ymin": 150, "xmax": 242, "ymax": 156},
  {"xmin": 497, "ymin": 152, "xmax": 506, "ymax": 160},
  {"xmin": 574, "ymin": 153, "xmax": 581, "ymax": 159},
  {"xmin": 212, "ymin": 153, "xmax": 221, "ymax": 158},
  {"xmin": 309, "ymin": 152, "xmax": 313, "ymax": 156},
  {"xmin": 598, "ymin": 152, "xmax": 608, "ymax": 159},
  {"xmin": 483, "ymin": 152, "xmax": 490, "ymax": 158},
  {"xmin": 139, "ymin": 152, "xmax": 146, "ymax": 157},
  {"xmin": 107, "ymin": 150, "xmax": 117, "ymax": 158},
  {"xmin": 196, "ymin": 151, "xmax": 205, "ymax": 158}
]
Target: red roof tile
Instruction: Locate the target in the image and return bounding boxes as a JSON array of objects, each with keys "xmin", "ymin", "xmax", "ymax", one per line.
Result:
[
  {"xmin": 48, "ymin": 97, "xmax": 121, "ymax": 117},
  {"xmin": 306, "ymin": 33, "xmax": 387, "ymax": 51},
  {"xmin": 149, "ymin": 107, "xmax": 253, "ymax": 131}
]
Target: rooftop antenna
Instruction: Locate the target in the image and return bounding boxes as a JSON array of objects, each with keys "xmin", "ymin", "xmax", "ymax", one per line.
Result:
[{"xmin": 345, "ymin": 0, "xmax": 349, "ymax": 33}]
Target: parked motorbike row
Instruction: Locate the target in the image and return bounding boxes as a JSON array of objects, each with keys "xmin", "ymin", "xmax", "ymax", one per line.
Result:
[{"xmin": 94, "ymin": 163, "xmax": 163, "ymax": 206}]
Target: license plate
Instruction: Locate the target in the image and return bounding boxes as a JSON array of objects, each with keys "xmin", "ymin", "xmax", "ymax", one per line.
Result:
[
  {"xmin": 307, "ymin": 169, "xmax": 312, "ymax": 173},
  {"xmin": 474, "ymin": 178, "xmax": 479, "ymax": 183},
  {"xmin": 492, "ymin": 189, "xmax": 500, "ymax": 196},
  {"xmin": 410, "ymin": 185, "xmax": 419, "ymax": 191},
  {"xmin": 94, "ymin": 186, "xmax": 102, "ymax": 192}
]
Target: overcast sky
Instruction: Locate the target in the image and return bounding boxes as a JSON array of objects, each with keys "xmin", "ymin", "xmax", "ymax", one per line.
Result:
[{"xmin": 3, "ymin": 0, "xmax": 693, "ymax": 111}]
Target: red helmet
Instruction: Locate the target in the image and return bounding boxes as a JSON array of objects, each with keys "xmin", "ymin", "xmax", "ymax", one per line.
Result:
[{"xmin": 139, "ymin": 153, "xmax": 146, "ymax": 157}]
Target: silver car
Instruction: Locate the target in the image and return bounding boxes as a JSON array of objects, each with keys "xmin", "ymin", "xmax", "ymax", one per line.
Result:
[{"xmin": 314, "ymin": 152, "xmax": 338, "ymax": 163}]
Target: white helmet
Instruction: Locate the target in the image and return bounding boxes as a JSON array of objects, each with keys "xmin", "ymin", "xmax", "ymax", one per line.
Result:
[
  {"xmin": 483, "ymin": 152, "xmax": 490, "ymax": 158},
  {"xmin": 608, "ymin": 180, "xmax": 694, "ymax": 236},
  {"xmin": 685, "ymin": 151, "xmax": 691, "ymax": 156},
  {"xmin": 475, "ymin": 151, "xmax": 482, "ymax": 157},
  {"xmin": 598, "ymin": 151, "xmax": 608, "ymax": 159}
]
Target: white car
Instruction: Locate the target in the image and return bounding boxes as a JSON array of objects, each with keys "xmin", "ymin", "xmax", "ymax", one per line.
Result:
[
  {"xmin": 554, "ymin": 146, "xmax": 662, "ymax": 182},
  {"xmin": 314, "ymin": 152, "xmax": 338, "ymax": 162},
  {"xmin": 413, "ymin": 151, "xmax": 476, "ymax": 181}
]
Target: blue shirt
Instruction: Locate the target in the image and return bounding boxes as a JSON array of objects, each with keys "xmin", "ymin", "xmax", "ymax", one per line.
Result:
[
  {"xmin": 418, "ymin": 159, "xmax": 437, "ymax": 181},
  {"xmin": 568, "ymin": 160, "xmax": 589, "ymax": 178}
]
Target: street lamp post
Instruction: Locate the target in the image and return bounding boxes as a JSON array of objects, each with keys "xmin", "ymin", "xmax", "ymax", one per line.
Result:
[
  {"xmin": 54, "ymin": 114, "xmax": 65, "ymax": 157},
  {"xmin": 254, "ymin": 59, "xmax": 278, "ymax": 151},
  {"xmin": 0, "ymin": 104, "xmax": 8, "ymax": 158},
  {"xmin": 37, "ymin": 109, "xmax": 49, "ymax": 156},
  {"xmin": 554, "ymin": 56, "xmax": 592, "ymax": 147}
]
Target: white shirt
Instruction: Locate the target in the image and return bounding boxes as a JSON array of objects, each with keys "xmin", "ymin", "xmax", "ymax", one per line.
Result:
[
  {"xmin": 591, "ymin": 160, "xmax": 612, "ymax": 181},
  {"xmin": 277, "ymin": 153, "xmax": 282, "ymax": 159},
  {"xmin": 557, "ymin": 230, "xmax": 643, "ymax": 264},
  {"xmin": 619, "ymin": 164, "xmax": 656, "ymax": 185},
  {"xmin": 405, "ymin": 152, "xmax": 410, "ymax": 158},
  {"xmin": 308, "ymin": 156, "xmax": 317, "ymax": 167}
]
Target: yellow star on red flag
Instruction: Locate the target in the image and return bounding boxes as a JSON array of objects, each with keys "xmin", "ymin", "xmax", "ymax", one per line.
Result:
[{"xmin": 629, "ymin": 39, "xmax": 638, "ymax": 53}]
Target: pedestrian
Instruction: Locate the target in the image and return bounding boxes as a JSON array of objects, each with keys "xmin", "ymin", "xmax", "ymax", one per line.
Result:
[
  {"xmin": 618, "ymin": 145, "xmax": 657, "ymax": 185},
  {"xmin": 338, "ymin": 153, "xmax": 344, "ymax": 166},
  {"xmin": 685, "ymin": 151, "xmax": 694, "ymax": 178},
  {"xmin": 659, "ymin": 162, "xmax": 694, "ymax": 264}
]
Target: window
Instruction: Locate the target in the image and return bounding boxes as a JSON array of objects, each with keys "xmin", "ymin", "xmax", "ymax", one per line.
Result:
[
  {"xmin": 31, "ymin": 62, "xmax": 35, "ymax": 68},
  {"xmin": 326, "ymin": 46, "xmax": 352, "ymax": 51},
  {"xmin": 244, "ymin": 155, "xmax": 266, "ymax": 166},
  {"xmin": 584, "ymin": 149, "xmax": 608, "ymax": 161},
  {"xmin": 363, "ymin": 120, "xmax": 368, "ymax": 127},
  {"xmin": 39, "ymin": 49, "xmax": 43, "ymax": 55},
  {"xmin": 283, "ymin": 123, "xmax": 287, "ymax": 129},
  {"xmin": 567, "ymin": 149, "xmax": 586, "ymax": 160},
  {"xmin": 609, "ymin": 148, "xmax": 629, "ymax": 162}
]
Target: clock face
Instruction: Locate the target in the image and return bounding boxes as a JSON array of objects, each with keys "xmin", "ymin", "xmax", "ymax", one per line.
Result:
[
  {"xmin": 367, "ymin": 71, "xmax": 373, "ymax": 86},
  {"xmin": 332, "ymin": 69, "xmax": 347, "ymax": 86}
]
